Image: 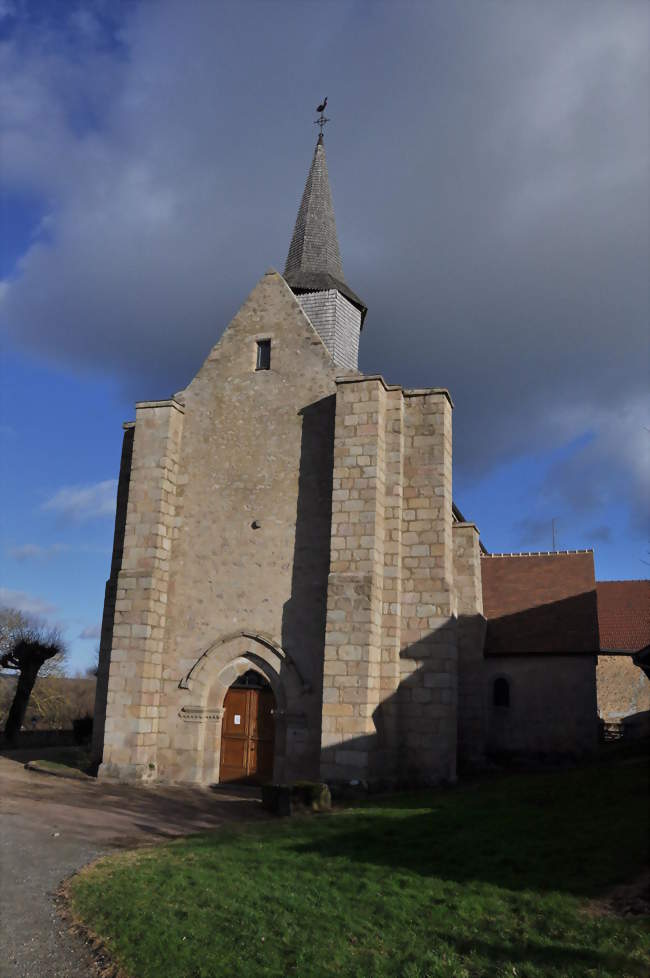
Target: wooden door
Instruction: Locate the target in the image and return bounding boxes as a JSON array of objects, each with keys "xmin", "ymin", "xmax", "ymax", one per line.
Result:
[{"xmin": 219, "ymin": 686, "xmax": 275, "ymax": 784}]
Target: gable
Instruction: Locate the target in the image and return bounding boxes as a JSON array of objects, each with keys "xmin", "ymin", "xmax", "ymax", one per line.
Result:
[
  {"xmin": 184, "ymin": 269, "xmax": 340, "ymax": 394},
  {"xmin": 161, "ymin": 268, "xmax": 344, "ymax": 699}
]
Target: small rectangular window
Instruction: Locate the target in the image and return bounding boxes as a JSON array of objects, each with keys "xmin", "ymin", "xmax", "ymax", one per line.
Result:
[{"xmin": 256, "ymin": 339, "xmax": 271, "ymax": 370}]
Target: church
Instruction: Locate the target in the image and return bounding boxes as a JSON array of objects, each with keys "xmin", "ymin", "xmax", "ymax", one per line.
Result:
[{"xmin": 92, "ymin": 131, "xmax": 645, "ymax": 786}]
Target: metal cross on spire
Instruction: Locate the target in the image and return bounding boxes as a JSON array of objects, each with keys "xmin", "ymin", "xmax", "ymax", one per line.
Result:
[{"xmin": 314, "ymin": 96, "xmax": 329, "ymax": 136}]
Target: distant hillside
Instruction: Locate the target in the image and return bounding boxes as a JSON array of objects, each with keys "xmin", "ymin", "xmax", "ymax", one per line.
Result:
[{"xmin": 0, "ymin": 674, "xmax": 96, "ymax": 730}]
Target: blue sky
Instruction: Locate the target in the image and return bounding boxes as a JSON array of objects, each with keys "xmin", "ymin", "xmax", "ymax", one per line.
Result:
[{"xmin": 1, "ymin": 0, "xmax": 648, "ymax": 674}]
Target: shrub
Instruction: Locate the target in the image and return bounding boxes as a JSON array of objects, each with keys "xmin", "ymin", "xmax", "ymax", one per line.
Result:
[
  {"xmin": 73, "ymin": 714, "xmax": 93, "ymax": 744},
  {"xmin": 292, "ymin": 780, "xmax": 332, "ymax": 811}
]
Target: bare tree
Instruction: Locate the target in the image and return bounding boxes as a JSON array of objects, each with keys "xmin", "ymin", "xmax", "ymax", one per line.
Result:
[{"xmin": 0, "ymin": 612, "xmax": 66, "ymax": 742}]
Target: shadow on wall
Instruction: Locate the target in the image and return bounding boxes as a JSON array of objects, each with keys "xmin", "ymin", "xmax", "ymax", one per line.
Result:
[
  {"xmin": 279, "ymin": 390, "xmax": 470, "ymax": 785},
  {"xmin": 92, "ymin": 425, "xmax": 135, "ymax": 764},
  {"xmin": 317, "ymin": 618, "xmax": 490, "ymax": 786},
  {"xmin": 318, "ymin": 591, "xmax": 602, "ymax": 781},
  {"xmin": 620, "ymin": 709, "xmax": 650, "ymax": 738},
  {"xmin": 601, "ymin": 708, "xmax": 650, "ymax": 741},
  {"xmin": 484, "ymin": 594, "xmax": 600, "ymax": 759},
  {"xmin": 485, "ymin": 591, "xmax": 599, "ymax": 655},
  {"xmin": 280, "ymin": 395, "xmax": 336, "ymax": 776}
]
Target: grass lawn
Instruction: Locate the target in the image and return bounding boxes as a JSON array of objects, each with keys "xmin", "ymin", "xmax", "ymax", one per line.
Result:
[
  {"xmin": 28, "ymin": 746, "xmax": 93, "ymax": 773},
  {"xmin": 38, "ymin": 746, "xmax": 92, "ymax": 768},
  {"xmin": 68, "ymin": 756, "xmax": 650, "ymax": 978},
  {"xmin": 26, "ymin": 757, "xmax": 92, "ymax": 779}
]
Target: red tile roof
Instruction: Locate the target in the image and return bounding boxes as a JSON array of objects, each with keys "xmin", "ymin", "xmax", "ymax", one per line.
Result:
[
  {"xmin": 596, "ymin": 580, "xmax": 650, "ymax": 652},
  {"xmin": 481, "ymin": 551, "xmax": 598, "ymax": 655}
]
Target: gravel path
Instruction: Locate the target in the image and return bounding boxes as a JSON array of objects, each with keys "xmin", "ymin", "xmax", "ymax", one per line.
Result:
[
  {"xmin": 0, "ymin": 814, "xmax": 101, "ymax": 978},
  {"xmin": 0, "ymin": 751, "xmax": 265, "ymax": 978}
]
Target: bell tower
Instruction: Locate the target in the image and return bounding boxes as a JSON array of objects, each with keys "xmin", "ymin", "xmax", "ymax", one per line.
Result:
[{"xmin": 284, "ymin": 130, "xmax": 366, "ymax": 370}]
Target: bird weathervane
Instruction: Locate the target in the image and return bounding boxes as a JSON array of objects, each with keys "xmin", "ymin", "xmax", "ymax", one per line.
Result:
[{"xmin": 314, "ymin": 96, "xmax": 329, "ymax": 136}]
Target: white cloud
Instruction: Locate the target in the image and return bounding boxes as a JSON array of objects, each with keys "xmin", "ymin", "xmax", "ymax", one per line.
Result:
[
  {"xmin": 79, "ymin": 623, "xmax": 101, "ymax": 640},
  {"xmin": 545, "ymin": 393, "xmax": 650, "ymax": 532},
  {"xmin": 42, "ymin": 479, "xmax": 117, "ymax": 522},
  {"xmin": 8, "ymin": 543, "xmax": 69, "ymax": 561},
  {"xmin": 0, "ymin": 587, "xmax": 58, "ymax": 618},
  {"xmin": 6, "ymin": 541, "xmax": 110, "ymax": 561}
]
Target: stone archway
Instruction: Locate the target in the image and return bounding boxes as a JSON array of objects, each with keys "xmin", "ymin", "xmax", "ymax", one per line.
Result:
[{"xmin": 178, "ymin": 632, "xmax": 301, "ymax": 784}]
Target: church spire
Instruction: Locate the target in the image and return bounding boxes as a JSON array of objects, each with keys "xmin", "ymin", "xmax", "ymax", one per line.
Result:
[{"xmin": 284, "ymin": 129, "xmax": 366, "ymax": 370}]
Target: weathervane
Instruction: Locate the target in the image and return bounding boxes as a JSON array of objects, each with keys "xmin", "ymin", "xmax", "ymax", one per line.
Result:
[{"xmin": 314, "ymin": 96, "xmax": 329, "ymax": 136}]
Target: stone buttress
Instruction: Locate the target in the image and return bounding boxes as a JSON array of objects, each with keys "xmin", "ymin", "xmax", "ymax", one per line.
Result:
[
  {"xmin": 320, "ymin": 376, "xmax": 459, "ymax": 784},
  {"xmin": 97, "ymin": 398, "xmax": 184, "ymax": 780},
  {"xmin": 452, "ymin": 521, "xmax": 486, "ymax": 767}
]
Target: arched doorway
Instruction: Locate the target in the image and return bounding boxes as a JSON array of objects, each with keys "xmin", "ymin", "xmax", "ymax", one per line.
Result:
[{"xmin": 219, "ymin": 670, "xmax": 276, "ymax": 783}]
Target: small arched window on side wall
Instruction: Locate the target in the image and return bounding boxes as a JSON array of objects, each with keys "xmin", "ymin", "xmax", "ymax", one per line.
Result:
[{"xmin": 493, "ymin": 676, "xmax": 510, "ymax": 708}]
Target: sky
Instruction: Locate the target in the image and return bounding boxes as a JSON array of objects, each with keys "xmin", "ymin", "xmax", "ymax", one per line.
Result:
[{"xmin": 1, "ymin": 0, "xmax": 648, "ymax": 674}]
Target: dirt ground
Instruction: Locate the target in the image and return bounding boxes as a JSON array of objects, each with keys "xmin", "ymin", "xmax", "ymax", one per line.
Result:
[{"xmin": 0, "ymin": 749, "xmax": 267, "ymax": 977}]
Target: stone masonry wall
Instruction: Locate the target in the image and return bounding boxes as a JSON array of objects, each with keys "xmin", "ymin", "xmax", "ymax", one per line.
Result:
[
  {"xmin": 376, "ymin": 387, "xmax": 405, "ymax": 771},
  {"xmin": 485, "ymin": 655, "xmax": 597, "ymax": 755},
  {"xmin": 597, "ymin": 654, "xmax": 650, "ymax": 721},
  {"xmin": 321, "ymin": 376, "xmax": 388, "ymax": 781},
  {"xmin": 453, "ymin": 522, "xmax": 487, "ymax": 767},
  {"xmin": 398, "ymin": 389, "xmax": 456, "ymax": 783},
  {"xmin": 97, "ymin": 269, "xmax": 486, "ymax": 785},
  {"xmin": 321, "ymin": 377, "xmax": 458, "ymax": 784},
  {"xmin": 99, "ymin": 398, "xmax": 185, "ymax": 780},
  {"xmin": 99, "ymin": 271, "xmax": 345, "ymax": 783},
  {"xmin": 156, "ymin": 271, "xmax": 344, "ymax": 783}
]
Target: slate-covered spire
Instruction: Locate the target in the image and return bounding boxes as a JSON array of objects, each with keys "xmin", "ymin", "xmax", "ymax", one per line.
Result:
[{"xmin": 284, "ymin": 134, "xmax": 367, "ymax": 327}]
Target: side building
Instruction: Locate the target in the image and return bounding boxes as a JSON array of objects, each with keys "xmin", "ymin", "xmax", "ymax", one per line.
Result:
[
  {"xmin": 596, "ymin": 580, "xmax": 650, "ymax": 740},
  {"xmin": 480, "ymin": 551, "xmax": 600, "ymax": 759}
]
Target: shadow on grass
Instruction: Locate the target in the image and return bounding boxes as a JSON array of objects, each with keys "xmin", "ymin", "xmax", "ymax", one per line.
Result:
[
  {"xmin": 434, "ymin": 930, "xmax": 648, "ymax": 978},
  {"xmin": 287, "ymin": 761, "xmax": 649, "ymax": 898}
]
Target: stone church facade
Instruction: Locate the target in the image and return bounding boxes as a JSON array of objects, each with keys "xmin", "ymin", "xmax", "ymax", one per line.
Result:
[{"xmin": 93, "ymin": 134, "xmax": 607, "ymax": 786}]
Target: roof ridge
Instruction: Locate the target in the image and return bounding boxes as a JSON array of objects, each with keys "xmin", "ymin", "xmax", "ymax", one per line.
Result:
[
  {"xmin": 597, "ymin": 579, "xmax": 650, "ymax": 584},
  {"xmin": 482, "ymin": 549, "xmax": 593, "ymax": 558}
]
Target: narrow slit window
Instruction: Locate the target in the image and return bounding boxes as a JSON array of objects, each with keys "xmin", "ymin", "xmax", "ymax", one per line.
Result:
[{"xmin": 256, "ymin": 339, "xmax": 271, "ymax": 370}]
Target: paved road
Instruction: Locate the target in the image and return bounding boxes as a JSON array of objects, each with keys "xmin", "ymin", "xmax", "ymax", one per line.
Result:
[{"xmin": 0, "ymin": 751, "xmax": 265, "ymax": 978}]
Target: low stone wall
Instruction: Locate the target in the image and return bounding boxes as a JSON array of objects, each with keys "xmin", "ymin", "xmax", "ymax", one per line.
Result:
[
  {"xmin": 597, "ymin": 653, "xmax": 650, "ymax": 721},
  {"xmin": 600, "ymin": 710, "xmax": 650, "ymax": 742}
]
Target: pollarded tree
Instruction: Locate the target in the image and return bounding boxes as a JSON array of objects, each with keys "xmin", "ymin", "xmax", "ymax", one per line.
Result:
[
  {"xmin": 1, "ymin": 616, "xmax": 66, "ymax": 742},
  {"xmin": 0, "ymin": 606, "xmax": 29, "ymax": 658}
]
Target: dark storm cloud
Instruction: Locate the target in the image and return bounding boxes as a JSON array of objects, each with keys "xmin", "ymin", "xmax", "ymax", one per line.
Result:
[
  {"xmin": 515, "ymin": 515, "xmax": 558, "ymax": 550},
  {"xmin": 1, "ymin": 1, "xmax": 648, "ymax": 522}
]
